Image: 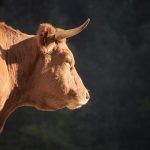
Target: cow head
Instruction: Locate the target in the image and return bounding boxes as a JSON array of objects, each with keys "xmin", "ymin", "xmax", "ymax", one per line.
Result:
[{"xmin": 26, "ymin": 19, "xmax": 90, "ymax": 111}]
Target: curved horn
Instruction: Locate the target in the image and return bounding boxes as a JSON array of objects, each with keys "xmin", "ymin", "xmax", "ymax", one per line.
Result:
[{"xmin": 55, "ymin": 18, "xmax": 90, "ymax": 40}]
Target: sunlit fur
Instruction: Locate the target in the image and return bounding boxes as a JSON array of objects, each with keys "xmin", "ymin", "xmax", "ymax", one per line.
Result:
[{"xmin": 0, "ymin": 22, "xmax": 90, "ymax": 132}]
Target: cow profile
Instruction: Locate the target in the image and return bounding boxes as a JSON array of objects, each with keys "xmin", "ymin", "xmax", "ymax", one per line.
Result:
[{"xmin": 0, "ymin": 19, "xmax": 90, "ymax": 132}]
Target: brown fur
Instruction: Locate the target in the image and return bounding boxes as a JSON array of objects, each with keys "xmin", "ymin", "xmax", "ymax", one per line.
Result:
[{"xmin": 0, "ymin": 22, "xmax": 90, "ymax": 133}]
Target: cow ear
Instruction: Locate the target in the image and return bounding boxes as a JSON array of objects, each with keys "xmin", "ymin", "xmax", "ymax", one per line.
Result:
[{"xmin": 37, "ymin": 23, "xmax": 56, "ymax": 46}]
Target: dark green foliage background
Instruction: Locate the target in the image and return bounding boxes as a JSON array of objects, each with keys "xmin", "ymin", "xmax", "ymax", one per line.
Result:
[{"xmin": 0, "ymin": 0, "xmax": 150, "ymax": 149}]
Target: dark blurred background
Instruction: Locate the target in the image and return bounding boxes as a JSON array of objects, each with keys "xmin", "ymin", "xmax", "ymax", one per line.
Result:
[{"xmin": 0, "ymin": 0, "xmax": 150, "ymax": 149}]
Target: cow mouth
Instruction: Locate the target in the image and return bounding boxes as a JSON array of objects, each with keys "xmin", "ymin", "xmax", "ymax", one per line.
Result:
[
  {"xmin": 38, "ymin": 93, "xmax": 89, "ymax": 111},
  {"xmin": 66, "ymin": 99, "xmax": 88, "ymax": 110}
]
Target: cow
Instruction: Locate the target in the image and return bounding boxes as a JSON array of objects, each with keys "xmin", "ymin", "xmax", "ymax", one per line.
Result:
[{"xmin": 0, "ymin": 19, "xmax": 90, "ymax": 133}]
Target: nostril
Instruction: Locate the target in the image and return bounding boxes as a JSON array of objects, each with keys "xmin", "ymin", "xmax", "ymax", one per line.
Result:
[
  {"xmin": 86, "ymin": 92, "xmax": 90, "ymax": 100},
  {"xmin": 68, "ymin": 89, "xmax": 77, "ymax": 97}
]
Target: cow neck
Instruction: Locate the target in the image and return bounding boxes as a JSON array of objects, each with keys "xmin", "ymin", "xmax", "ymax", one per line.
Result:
[
  {"xmin": 0, "ymin": 38, "xmax": 39, "ymax": 133},
  {"xmin": 5, "ymin": 36, "xmax": 39, "ymax": 94}
]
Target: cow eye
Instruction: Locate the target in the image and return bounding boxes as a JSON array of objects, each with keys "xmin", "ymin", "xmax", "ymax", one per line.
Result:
[
  {"xmin": 66, "ymin": 58, "xmax": 71, "ymax": 64},
  {"xmin": 65, "ymin": 58, "xmax": 72, "ymax": 68}
]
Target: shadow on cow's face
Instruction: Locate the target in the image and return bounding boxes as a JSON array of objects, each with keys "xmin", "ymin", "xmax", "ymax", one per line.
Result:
[{"xmin": 27, "ymin": 20, "xmax": 90, "ymax": 111}]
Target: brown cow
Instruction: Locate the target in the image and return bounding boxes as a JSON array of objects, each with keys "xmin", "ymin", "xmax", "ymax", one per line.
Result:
[{"xmin": 0, "ymin": 19, "xmax": 90, "ymax": 132}]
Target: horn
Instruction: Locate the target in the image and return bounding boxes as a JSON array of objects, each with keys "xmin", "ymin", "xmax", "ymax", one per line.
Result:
[{"xmin": 55, "ymin": 18, "xmax": 90, "ymax": 40}]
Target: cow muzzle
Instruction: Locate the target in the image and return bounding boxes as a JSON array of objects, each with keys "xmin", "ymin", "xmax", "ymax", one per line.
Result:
[{"xmin": 66, "ymin": 90, "xmax": 90, "ymax": 110}]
